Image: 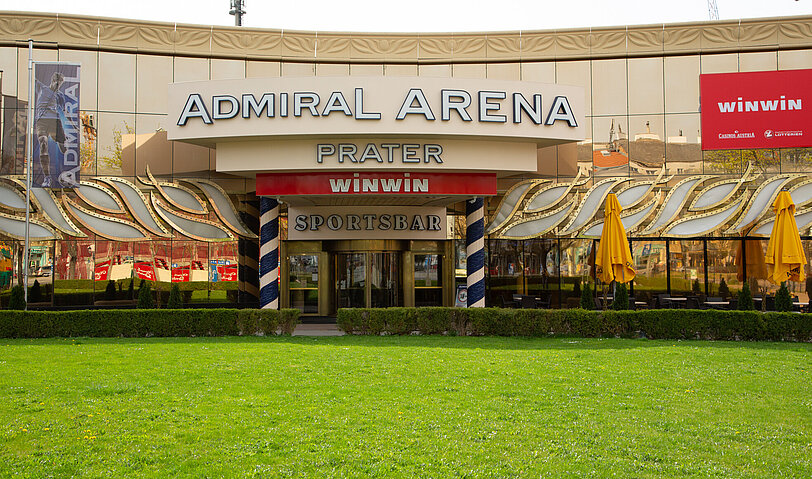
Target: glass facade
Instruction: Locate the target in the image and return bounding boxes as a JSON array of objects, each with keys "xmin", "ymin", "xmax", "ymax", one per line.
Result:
[{"xmin": 0, "ymin": 13, "xmax": 811, "ymax": 309}]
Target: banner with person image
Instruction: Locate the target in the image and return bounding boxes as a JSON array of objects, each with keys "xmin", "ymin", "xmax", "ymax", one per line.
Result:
[{"xmin": 33, "ymin": 62, "xmax": 80, "ymax": 188}]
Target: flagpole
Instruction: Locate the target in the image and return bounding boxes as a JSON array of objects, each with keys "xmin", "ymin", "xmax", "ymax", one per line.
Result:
[{"xmin": 23, "ymin": 39, "xmax": 33, "ymax": 308}]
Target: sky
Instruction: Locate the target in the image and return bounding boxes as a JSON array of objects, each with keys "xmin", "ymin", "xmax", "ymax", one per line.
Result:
[{"xmin": 0, "ymin": 0, "xmax": 808, "ymax": 32}]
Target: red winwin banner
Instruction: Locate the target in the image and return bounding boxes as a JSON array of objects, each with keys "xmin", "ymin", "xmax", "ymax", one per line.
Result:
[
  {"xmin": 700, "ymin": 69, "xmax": 811, "ymax": 150},
  {"xmin": 171, "ymin": 268, "xmax": 190, "ymax": 282},
  {"xmin": 217, "ymin": 264, "xmax": 238, "ymax": 282},
  {"xmin": 257, "ymin": 172, "xmax": 497, "ymax": 196},
  {"xmin": 94, "ymin": 261, "xmax": 110, "ymax": 281},
  {"xmin": 134, "ymin": 262, "xmax": 155, "ymax": 281}
]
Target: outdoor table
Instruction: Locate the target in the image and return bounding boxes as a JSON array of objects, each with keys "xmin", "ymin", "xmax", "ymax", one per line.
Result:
[
  {"xmin": 704, "ymin": 301, "xmax": 730, "ymax": 310},
  {"xmin": 793, "ymin": 302, "xmax": 808, "ymax": 313},
  {"xmin": 668, "ymin": 297, "xmax": 687, "ymax": 308}
]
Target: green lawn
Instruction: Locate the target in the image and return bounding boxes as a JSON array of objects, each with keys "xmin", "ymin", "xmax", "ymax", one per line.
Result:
[{"xmin": 1, "ymin": 337, "xmax": 810, "ymax": 478}]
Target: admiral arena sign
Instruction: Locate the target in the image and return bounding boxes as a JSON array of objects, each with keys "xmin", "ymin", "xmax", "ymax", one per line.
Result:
[
  {"xmin": 167, "ymin": 77, "xmax": 585, "ymax": 173},
  {"xmin": 701, "ymin": 69, "xmax": 811, "ymax": 150}
]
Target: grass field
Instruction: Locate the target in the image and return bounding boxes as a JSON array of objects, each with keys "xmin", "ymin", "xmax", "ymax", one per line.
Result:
[{"xmin": 1, "ymin": 336, "xmax": 810, "ymax": 478}]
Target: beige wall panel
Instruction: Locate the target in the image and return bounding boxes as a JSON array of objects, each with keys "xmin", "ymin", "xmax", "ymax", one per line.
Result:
[
  {"xmin": 591, "ymin": 58, "xmax": 627, "ymax": 116},
  {"xmin": 664, "ymin": 55, "xmax": 699, "ymax": 114},
  {"xmin": 59, "ymin": 49, "xmax": 98, "ymax": 111},
  {"xmin": 487, "ymin": 34, "xmax": 521, "ymax": 60},
  {"xmin": 739, "ymin": 21, "xmax": 779, "ymax": 47},
  {"xmin": 700, "ymin": 53, "xmax": 738, "ymax": 74},
  {"xmin": 385, "ymin": 64, "xmax": 418, "ymax": 77},
  {"xmin": 17, "ymin": 48, "xmax": 57, "ymax": 99},
  {"xmin": 316, "ymin": 63, "xmax": 349, "ymax": 77},
  {"xmin": 419, "ymin": 36, "xmax": 454, "ymax": 61},
  {"xmin": 281, "ymin": 33, "xmax": 316, "ymax": 58},
  {"xmin": 521, "ymin": 62, "xmax": 555, "ymax": 83},
  {"xmin": 172, "ymin": 26, "xmax": 212, "ymax": 57},
  {"xmin": 316, "ymin": 34, "xmax": 352, "ymax": 60},
  {"xmin": 137, "ymin": 55, "xmax": 172, "ymax": 114},
  {"xmin": 351, "ymin": 36, "xmax": 417, "ymax": 61},
  {"xmin": 174, "ymin": 57, "xmax": 209, "ymax": 82},
  {"xmin": 211, "ymin": 59, "xmax": 245, "ymax": 80},
  {"xmin": 627, "ymin": 26, "xmax": 663, "ymax": 54},
  {"xmin": 738, "ymin": 52, "xmax": 777, "ymax": 72},
  {"xmin": 450, "ymin": 35, "xmax": 487, "ymax": 60},
  {"xmin": 778, "ymin": 49, "xmax": 812, "ymax": 70},
  {"xmin": 0, "ymin": 47, "xmax": 18, "ymax": 96},
  {"xmin": 246, "ymin": 61, "xmax": 281, "ymax": 78},
  {"xmin": 350, "ymin": 64, "xmax": 383, "ymax": 77},
  {"xmin": 590, "ymin": 29, "xmax": 626, "ymax": 56},
  {"xmin": 99, "ymin": 52, "xmax": 136, "ymax": 112},
  {"xmin": 555, "ymin": 60, "xmax": 591, "ymax": 116},
  {"xmin": 282, "ymin": 63, "xmax": 315, "ymax": 77},
  {"xmin": 778, "ymin": 18, "xmax": 812, "ymax": 46},
  {"xmin": 487, "ymin": 63, "xmax": 520, "ymax": 81},
  {"xmin": 628, "ymin": 57, "xmax": 664, "ymax": 115},
  {"xmin": 173, "ymin": 140, "xmax": 212, "ymax": 176},
  {"xmin": 521, "ymin": 33, "xmax": 556, "ymax": 59},
  {"xmin": 663, "ymin": 26, "xmax": 701, "ymax": 52},
  {"xmin": 452, "ymin": 64, "xmax": 486, "ymax": 79},
  {"xmin": 136, "ymin": 23, "xmax": 175, "ymax": 52},
  {"xmin": 210, "ymin": 29, "xmax": 282, "ymax": 58},
  {"xmin": 555, "ymin": 31, "xmax": 591, "ymax": 57},
  {"xmin": 699, "ymin": 23, "xmax": 739, "ymax": 51},
  {"xmin": 418, "ymin": 64, "xmax": 451, "ymax": 78}
]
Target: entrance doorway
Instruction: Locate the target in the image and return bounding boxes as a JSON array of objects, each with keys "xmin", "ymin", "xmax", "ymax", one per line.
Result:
[{"xmin": 336, "ymin": 252, "xmax": 403, "ymax": 308}]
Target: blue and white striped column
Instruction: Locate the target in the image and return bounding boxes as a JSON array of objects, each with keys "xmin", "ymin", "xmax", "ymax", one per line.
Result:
[
  {"xmin": 466, "ymin": 197, "xmax": 486, "ymax": 308},
  {"xmin": 259, "ymin": 197, "xmax": 279, "ymax": 309}
]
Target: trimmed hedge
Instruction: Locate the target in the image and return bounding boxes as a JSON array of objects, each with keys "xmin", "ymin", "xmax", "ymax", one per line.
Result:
[
  {"xmin": 0, "ymin": 308, "xmax": 300, "ymax": 338},
  {"xmin": 336, "ymin": 307, "xmax": 812, "ymax": 342}
]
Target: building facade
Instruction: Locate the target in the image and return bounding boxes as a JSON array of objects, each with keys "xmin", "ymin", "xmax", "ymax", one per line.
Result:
[{"xmin": 0, "ymin": 11, "xmax": 811, "ymax": 312}]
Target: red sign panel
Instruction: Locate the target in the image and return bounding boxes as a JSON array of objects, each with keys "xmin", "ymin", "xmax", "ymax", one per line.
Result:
[
  {"xmin": 701, "ymin": 69, "xmax": 811, "ymax": 150},
  {"xmin": 134, "ymin": 262, "xmax": 155, "ymax": 281},
  {"xmin": 94, "ymin": 261, "xmax": 110, "ymax": 281},
  {"xmin": 217, "ymin": 264, "xmax": 238, "ymax": 282},
  {"xmin": 171, "ymin": 268, "xmax": 190, "ymax": 282},
  {"xmin": 257, "ymin": 172, "xmax": 497, "ymax": 196}
]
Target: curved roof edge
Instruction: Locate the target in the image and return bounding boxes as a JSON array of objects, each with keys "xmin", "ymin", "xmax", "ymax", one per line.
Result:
[{"xmin": 0, "ymin": 11, "xmax": 810, "ymax": 63}]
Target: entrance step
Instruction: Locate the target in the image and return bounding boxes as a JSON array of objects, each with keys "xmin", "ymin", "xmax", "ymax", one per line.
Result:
[{"xmin": 292, "ymin": 323, "xmax": 344, "ymax": 336}]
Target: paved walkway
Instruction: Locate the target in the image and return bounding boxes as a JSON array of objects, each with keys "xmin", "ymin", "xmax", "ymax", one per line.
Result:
[{"xmin": 292, "ymin": 323, "xmax": 344, "ymax": 336}]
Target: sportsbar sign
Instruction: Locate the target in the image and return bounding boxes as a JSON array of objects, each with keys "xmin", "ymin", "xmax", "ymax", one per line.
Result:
[
  {"xmin": 700, "ymin": 69, "xmax": 811, "ymax": 150},
  {"xmin": 256, "ymin": 172, "xmax": 496, "ymax": 196},
  {"xmin": 288, "ymin": 206, "xmax": 446, "ymax": 241}
]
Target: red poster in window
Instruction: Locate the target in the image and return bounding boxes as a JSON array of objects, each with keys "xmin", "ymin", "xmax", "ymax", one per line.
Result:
[
  {"xmin": 217, "ymin": 264, "xmax": 238, "ymax": 282},
  {"xmin": 94, "ymin": 261, "xmax": 110, "ymax": 281},
  {"xmin": 134, "ymin": 262, "xmax": 155, "ymax": 281},
  {"xmin": 700, "ymin": 69, "xmax": 812, "ymax": 150},
  {"xmin": 171, "ymin": 268, "xmax": 190, "ymax": 282}
]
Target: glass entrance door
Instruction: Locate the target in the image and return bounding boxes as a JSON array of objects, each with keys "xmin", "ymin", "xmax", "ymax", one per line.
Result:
[
  {"xmin": 336, "ymin": 252, "xmax": 402, "ymax": 308},
  {"xmin": 370, "ymin": 252, "xmax": 402, "ymax": 308},
  {"xmin": 336, "ymin": 253, "xmax": 366, "ymax": 308}
]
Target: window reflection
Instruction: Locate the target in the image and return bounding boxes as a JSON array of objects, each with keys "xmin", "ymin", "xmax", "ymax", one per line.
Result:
[{"xmin": 669, "ymin": 240, "xmax": 704, "ymax": 295}]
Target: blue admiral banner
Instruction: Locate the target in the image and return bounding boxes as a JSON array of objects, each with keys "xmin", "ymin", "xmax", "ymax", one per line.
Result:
[{"xmin": 33, "ymin": 62, "xmax": 80, "ymax": 188}]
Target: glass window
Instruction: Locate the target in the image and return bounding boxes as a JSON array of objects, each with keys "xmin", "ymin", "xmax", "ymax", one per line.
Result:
[
  {"xmin": 556, "ymin": 60, "xmax": 592, "ymax": 116},
  {"xmin": 136, "ymin": 55, "xmax": 172, "ymax": 114},
  {"xmin": 591, "ymin": 58, "xmax": 627, "ymax": 116},
  {"xmin": 669, "ymin": 240, "xmax": 704, "ymax": 296},
  {"xmin": 665, "ymin": 113, "xmax": 702, "ymax": 175},
  {"xmin": 664, "ymin": 55, "xmax": 699, "ymax": 114},
  {"xmin": 628, "ymin": 57, "xmax": 664, "ymax": 115},
  {"xmin": 289, "ymin": 254, "xmax": 319, "ymax": 314},
  {"xmin": 95, "ymin": 112, "xmax": 135, "ymax": 176},
  {"xmin": 415, "ymin": 253, "xmax": 442, "ymax": 307},
  {"xmin": 59, "ymin": 49, "xmax": 98, "ymax": 111},
  {"xmin": 559, "ymin": 239, "xmax": 593, "ymax": 308},
  {"xmin": 370, "ymin": 252, "xmax": 402, "ymax": 308},
  {"xmin": 487, "ymin": 239, "xmax": 522, "ymax": 306},
  {"xmin": 134, "ymin": 114, "xmax": 170, "ymax": 177},
  {"xmin": 628, "ymin": 115, "xmax": 665, "ymax": 176},
  {"xmin": 707, "ymin": 239, "xmax": 741, "ymax": 298},
  {"xmin": 98, "ymin": 52, "xmax": 135, "ymax": 112},
  {"xmin": 781, "ymin": 148, "xmax": 812, "ymax": 173},
  {"xmin": 592, "ymin": 116, "xmax": 629, "ymax": 177},
  {"xmin": 631, "ymin": 240, "xmax": 667, "ymax": 306},
  {"xmin": 523, "ymin": 239, "xmax": 559, "ymax": 307}
]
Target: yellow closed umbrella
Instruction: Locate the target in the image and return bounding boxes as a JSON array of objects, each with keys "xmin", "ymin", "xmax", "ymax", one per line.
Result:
[
  {"xmin": 595, "ymin": 193, "xmax": 636, "ymax": 284},
  {"xmin": 765, "ymin": 191, "xmax": 807, "ymax": 284}
]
